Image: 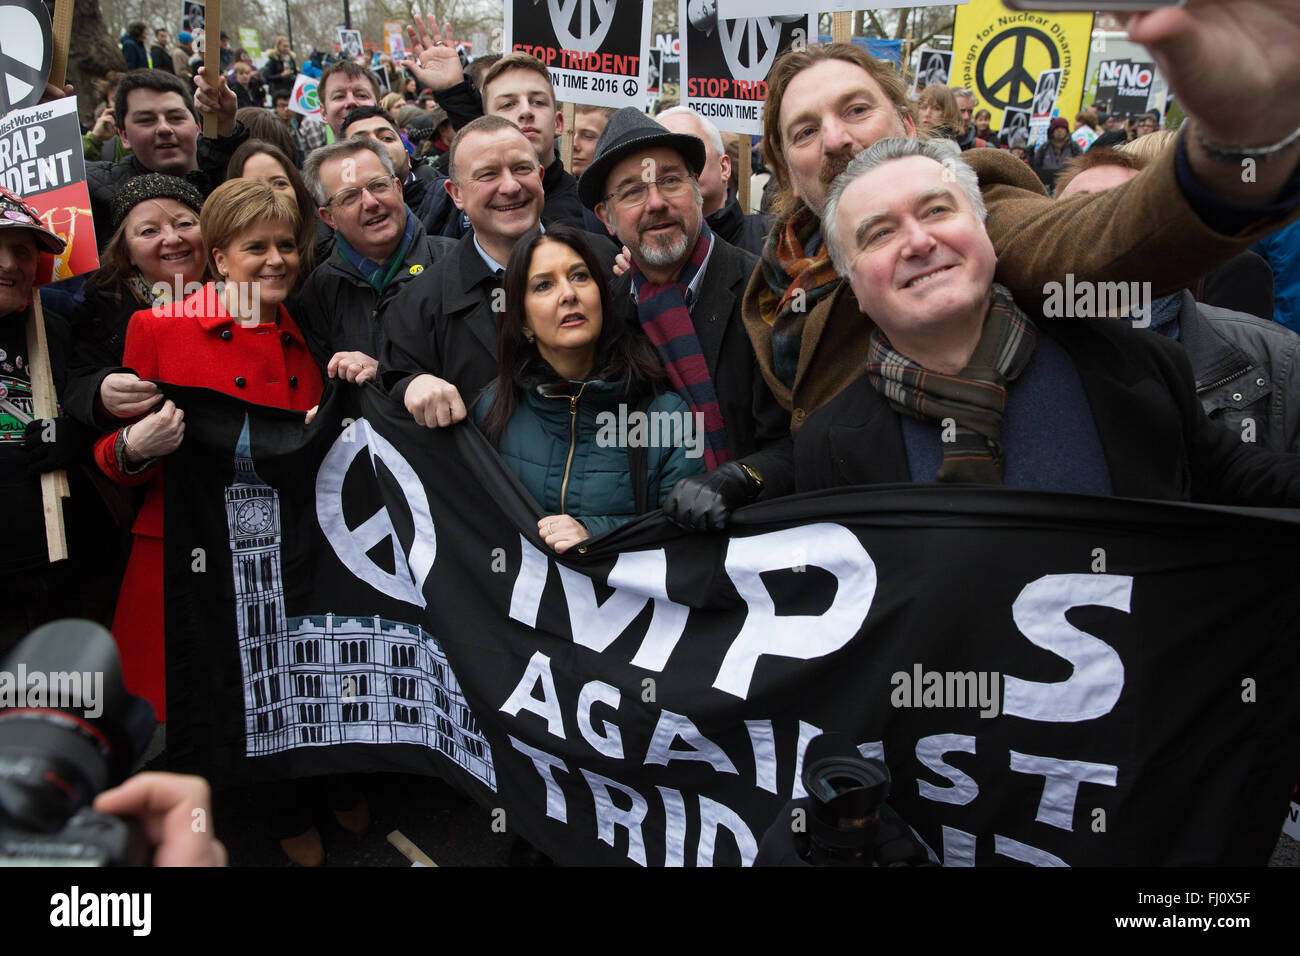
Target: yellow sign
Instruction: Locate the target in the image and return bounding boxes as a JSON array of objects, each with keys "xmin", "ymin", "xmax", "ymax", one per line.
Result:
[{"xmin": 952, "ymin": 0, "xmax": 1094, "ymax": 131}]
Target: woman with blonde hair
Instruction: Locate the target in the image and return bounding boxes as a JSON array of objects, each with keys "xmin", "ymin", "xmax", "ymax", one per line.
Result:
[
  {"xmin": 92, "ymin": 179, "xmax": 321, "ymax": 724},
  {"xmin": 262, "ymin": 34, "xmax": 299, "ymax": 101}
]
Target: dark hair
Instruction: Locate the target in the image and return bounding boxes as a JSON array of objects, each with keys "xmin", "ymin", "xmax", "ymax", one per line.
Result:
[
  {"xmin": 273, "ymin": 92, "xmax": 290, "ymax": 105},
  {"xmin": 480, "ymin": 225, "xmax": 667, "ymax": 446},
  {"xmin": 226, "ymin": 140, "xmax": 318, "ymax": 279},
  {"xmin": 128, "ymin": 22, "xmax": 147, "ymax": 41},
  {"xmin": 465, "ymin": 54, "xmax": 501, "ymax": 91},
  {"xmin": 114, "ymin": 70, "xmax": 198, "ymax": 128},
  {"xmin": 319, "ymin": 60, "xmax": 381, "ymax": 103},
  {"xmin": 448, "ymin": 114, "xmax": 529, "ymax": 184},
  {"xmin": 342, "ymin": 104, "xmax": 397, "ymax": 137},
  {"xmin": 234, "ymin": 106, "xmax": 297, "ymax": 160}
]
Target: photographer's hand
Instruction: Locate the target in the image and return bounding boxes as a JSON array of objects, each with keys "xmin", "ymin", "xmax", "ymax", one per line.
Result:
[{"xmin": 93, "ymin": 772, "xmax": 227, "ymax": 867}]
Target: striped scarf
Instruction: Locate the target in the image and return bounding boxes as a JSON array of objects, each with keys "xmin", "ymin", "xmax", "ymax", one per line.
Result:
[
  {"xmin": 754, "ymin": 204, "xmax": 843, "ymax": 388},
  {"xmin": 335, "ymin": 208, "xmax": 416, "ymax": 293},
  {"xmin": 867, "ymin": 285, "xmax": 1037, "ymax": 484},
  {"xmin": 630, "ymin": 223, "xmax": 731, "ymax": 470}
]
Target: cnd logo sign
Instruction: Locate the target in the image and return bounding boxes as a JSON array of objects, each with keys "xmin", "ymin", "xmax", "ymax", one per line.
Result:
[
  {"xmin": 316, "ymin": 418, "xmax": 436, "ymax": 608},
  {"xmin": 541, "ymin": 0, "xmax": 616, "ymax": 54},
  {"xmin": 717, "ymin": 17, "xmax": 793, "ymax": 85}
]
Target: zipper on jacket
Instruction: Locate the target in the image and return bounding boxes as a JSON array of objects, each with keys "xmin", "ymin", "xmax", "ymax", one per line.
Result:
[
  {"xmin": 1196, "ymin": 363, "xmax": 1254, "ymax": 395},
  {"xmin": 558, "ymin": 383, "xmax": 588, "ymax": 514}
]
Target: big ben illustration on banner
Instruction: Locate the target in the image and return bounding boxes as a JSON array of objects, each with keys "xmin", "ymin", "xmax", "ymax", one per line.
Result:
[{"xmin": 225, "ymin": 417, "xmax": 495, "ymax": 790}]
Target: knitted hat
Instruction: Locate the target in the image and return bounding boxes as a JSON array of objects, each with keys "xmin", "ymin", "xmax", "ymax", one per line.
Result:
[
  {"xmin": 178, "ymin": 31, "xmax": 193, "ymax": 44},
  {"xmin": 1049, "ymin": 117, "xmax": 1070, "ymax": 133},
  {"xmin": 577, "ymin": 108, "xmax": 705, "ymax": 210},
  {"xmin": 111, "ymin": 174, "xmax": 204, "ymax": 232},
  {"xmin": 0, "ymin": 187, "xmax": 64, "ymax": 254}
]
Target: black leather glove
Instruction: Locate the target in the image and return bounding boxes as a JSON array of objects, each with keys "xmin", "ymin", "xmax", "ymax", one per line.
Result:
[
  {"xmin": 24, "ymin": 416, "xmax": 87, "ymax": 477},
  {"xmin": 663, "ymin": 461, "xmax": 761, "ymax": 530}
]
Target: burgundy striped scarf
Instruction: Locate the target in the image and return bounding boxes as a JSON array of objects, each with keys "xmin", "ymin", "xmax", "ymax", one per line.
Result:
[{"xmin": 629, "ymin": 223, "xmax": 731, "ymax": 470}]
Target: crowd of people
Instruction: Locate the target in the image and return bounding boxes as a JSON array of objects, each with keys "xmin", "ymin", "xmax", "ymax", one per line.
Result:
[{"xmin": 4, "ymin": 2, "xmax": 1300, "ymax": 866}]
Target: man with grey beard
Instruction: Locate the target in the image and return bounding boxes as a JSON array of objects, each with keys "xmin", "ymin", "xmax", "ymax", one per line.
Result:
[{"xmin": 581, "ymin": 109, "xmax": 793, "ymax": 528}]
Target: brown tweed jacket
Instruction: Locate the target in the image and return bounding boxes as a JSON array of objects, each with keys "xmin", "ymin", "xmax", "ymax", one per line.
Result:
[{"xmin": 743, "ymin": 144, "xmax": 1300, "ymax": 434}]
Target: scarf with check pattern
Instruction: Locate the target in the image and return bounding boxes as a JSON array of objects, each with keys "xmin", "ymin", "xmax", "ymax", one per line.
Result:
[{"xmin": 866, "ymin": 284, "xmax": 1037, "ymax": 484}]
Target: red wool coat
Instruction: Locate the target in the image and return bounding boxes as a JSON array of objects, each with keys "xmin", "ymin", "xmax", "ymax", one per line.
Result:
[{"xmin": 94, "ymin": 285, "xmax": 322, "ymax": 719}]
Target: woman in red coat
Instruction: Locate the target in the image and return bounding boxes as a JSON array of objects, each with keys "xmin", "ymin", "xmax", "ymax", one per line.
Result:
[{"xmin": 95, "ymin": 179, "xmax": 322, "ymax": 721}]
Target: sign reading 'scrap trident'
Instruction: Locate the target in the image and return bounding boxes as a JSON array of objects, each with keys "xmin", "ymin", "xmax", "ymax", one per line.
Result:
[
  {"xmin": 504, "ymin": 0, "xmax": 652, "ymax": 110},
  {"xmin": 0, "ymin": 97, "xmax": 97, "ymax": 282},
  {"xmin": 681, "ymin": 5, "xmax": 813, "ymax": 136}
]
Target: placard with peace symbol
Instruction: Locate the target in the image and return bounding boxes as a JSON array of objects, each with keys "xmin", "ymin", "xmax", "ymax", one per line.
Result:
[
  {"xmin": 504, "ymin": 0, "xmax": 653, "ymax": 110},
  {"xmin": 0, "ymin": 0, "xmax": 53, "ymax": 115}
]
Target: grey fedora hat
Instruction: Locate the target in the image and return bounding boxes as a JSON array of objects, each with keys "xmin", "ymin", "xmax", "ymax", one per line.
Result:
[{"xmin": 577, "ymin": 107, "xmax": 706, "ymax": 210}]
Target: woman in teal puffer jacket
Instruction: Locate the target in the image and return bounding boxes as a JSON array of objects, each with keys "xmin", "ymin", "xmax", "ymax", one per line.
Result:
[{"xmin": 475, "ymin": 226, "xmax": 705, "ymax": 553}]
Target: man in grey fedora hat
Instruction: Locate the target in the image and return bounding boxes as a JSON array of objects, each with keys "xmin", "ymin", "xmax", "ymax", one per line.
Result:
[{"xmin": 580, "ymin": 108, "xmax": 793, "ymax": 529}]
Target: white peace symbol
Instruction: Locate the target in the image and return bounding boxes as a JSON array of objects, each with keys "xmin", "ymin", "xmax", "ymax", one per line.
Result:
[
  {"xmin": 718, "ymin": 17, "xmax": 782, "ymax": 86},
  {"xmin": 316, "ymin": 418, "xmax": 436, "ymax": 608},
  {"xmin": 547, "ymin": 0, "xmax": 616, "ymax": 55}
]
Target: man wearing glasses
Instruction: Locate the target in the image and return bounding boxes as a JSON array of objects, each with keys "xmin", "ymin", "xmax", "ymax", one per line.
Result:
[
  {"xmin": 580, "ymin": 109, "xmax": 795, "ymax": 529},
  {"xmin": 1136, "ymin": 111, "xmax": 1162, "ymax": 137},
  {"xmin": 298, "ymin": 139, "xmax": 456, "ymax": 386}
]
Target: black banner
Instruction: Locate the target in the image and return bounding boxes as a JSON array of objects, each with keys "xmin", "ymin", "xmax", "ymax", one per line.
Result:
[
  {"xmin": 162, "ymin": 383, "xmax": 1300, "ymax": 866},
  {"xmin": 1095, "ymin": 59, "xmax": 1156, "ymax": 116}
]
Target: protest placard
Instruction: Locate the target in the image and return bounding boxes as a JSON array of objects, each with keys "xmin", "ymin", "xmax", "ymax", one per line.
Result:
[
  {"xmin": 681, "ymin": 5, "xmax": 812, "ymax": 136},
  {"xmin": 288, "ymin": 73, "xmax": 320, "ymax": 117},
  {"xmin": 504, "ymin": 0, "xmax": 652, "ymax": 110},
  {"xmin": 914, "ymin": 48, "xmax": 953, "ymax": 93}
]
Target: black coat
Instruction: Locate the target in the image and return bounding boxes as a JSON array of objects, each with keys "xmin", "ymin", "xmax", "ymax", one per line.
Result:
[
  {"xmin": 796, "ymin": 315, "xmax": 1300, "ymax": 506},
  {"xmin": 296, "ymin": 219, "xmax": 457, "ymax": 373},
  {"xmin": 379, "ymin": 231, "xmax": 505, "ymax": 410},
  {"xmin": 706, "ymin": 197, "xmax": 771, "ymax": 257},
  {"xmin": 609, "ymin": 235, "xmax": 793, "ymax": 496}
]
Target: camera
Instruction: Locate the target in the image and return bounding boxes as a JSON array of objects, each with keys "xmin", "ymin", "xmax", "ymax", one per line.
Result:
[
  {"xmin": 0, "ymin": 620, "xmax": 155, "ymax": 865},
  {"xmin": 756, "ymin": 732, "xmax": 937, "ymax": 866}
]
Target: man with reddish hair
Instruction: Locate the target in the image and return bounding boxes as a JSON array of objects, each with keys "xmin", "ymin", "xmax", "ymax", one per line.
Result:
[{"xmin": 743, "ymin": 4, "xmax": 1300, "ymax": 439}]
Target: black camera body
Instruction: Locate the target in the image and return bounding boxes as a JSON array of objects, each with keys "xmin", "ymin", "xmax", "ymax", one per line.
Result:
[{"xmin": 0, "ymin": 620, "xmax": 155, "ymax": 866}]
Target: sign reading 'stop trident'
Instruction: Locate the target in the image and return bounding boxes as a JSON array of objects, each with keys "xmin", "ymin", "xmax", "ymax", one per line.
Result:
[{"xmin": 505, "ymin": 0, "xmax": 651, "ymax": 110}]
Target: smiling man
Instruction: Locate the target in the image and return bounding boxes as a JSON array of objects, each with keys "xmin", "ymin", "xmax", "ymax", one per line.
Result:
[
  {"xmin": 401, "ymin": 24, "xmax": 585, "ymax": 228},
  {"xmin": 380, "ymin": 116, "xmax": 551, "ymax": 428},
  {"xmin": 581, "ymin": 109, "xmax": 793, "ymax": 529},
  {"xmin": 745, "ymin": 8, "xmax": 1300, "ymax": 433},
  {"xmin": 318, "ymin": 61, "xmax": 381, "ymax": 139},
  {"xmin": 797, "ymin": 137, "xmax": 1300, "ymax": 508},
  {"xmin": 342, "ymin": 105, "xmax": 458, "ymax": 237},
  {"xmin": 298, "ymin": 139, "xmax": 455, "ymax": 384},
  {"xmin": 86, "ymin": 70, "xmax": 247, "ymax": 251}
]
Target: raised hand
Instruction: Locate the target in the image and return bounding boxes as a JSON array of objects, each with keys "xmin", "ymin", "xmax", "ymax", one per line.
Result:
[{"xmin": 400, "ymin": 17, "xmax": 464, "ymax": 92}]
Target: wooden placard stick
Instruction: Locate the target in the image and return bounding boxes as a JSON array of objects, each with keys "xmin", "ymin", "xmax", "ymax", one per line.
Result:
[
  {"xmin": 737, "ymin": 140, "xmax": 751, "ymax": 215},
  {"xmin": 49, "ymin": 0, "xmax": 73, "ymax": 88},
  {"xmin": 832, "ymin": 11, "xmax": 853, "ymax": 45},
  {"xmin": 560, "ymin": 101, "xmax": 575, "ymax": 172},
  {"xmin": 26, "ymin": 296, "xmax": 69, "ymax": 563},
  {"xmin": 203, "ymin": 0, "xmax": 223, "ymax": 138},
  {"xmin": 387, "ymin": 829, "xmax": 438, "ymax": 866}
]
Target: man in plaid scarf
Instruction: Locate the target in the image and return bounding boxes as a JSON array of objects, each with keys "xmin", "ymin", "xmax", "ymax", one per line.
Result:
[
  {"xmin": 795, "ymin": 137, "xmax": 1300, "ymax": 507},
  {"xmin": 746, "ymin": 3, "xmax": 1300, "ymax": 439},
  {"xmin": 580, "ymin": 109, "xmax": 794, "ymax": 529}
]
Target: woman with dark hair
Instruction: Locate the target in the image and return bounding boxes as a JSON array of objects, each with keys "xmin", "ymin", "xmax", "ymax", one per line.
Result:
[
  {"xmin": 227, "ymin": 139, "xmax": 320, "ymax": 281},
  {"xmin": 476, "ymin": 226, "xmax": 704, "ymax": 552}
]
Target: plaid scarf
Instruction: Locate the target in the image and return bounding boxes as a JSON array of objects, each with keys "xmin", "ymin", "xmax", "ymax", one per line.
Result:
[
  {"xmin": 754, "ymin": 204, "xmax": 843, "ymax": 388},
  {"xmin": 867, "ymin": 285, "xmax": 1037, "ymax": 484},
  {"xmin": 335, "ymin": 209, "xmax": 417, "ymax": 293},
  {"xmin": 629, "ymin": 223, "xmax": 731, "ymax": 470}
]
